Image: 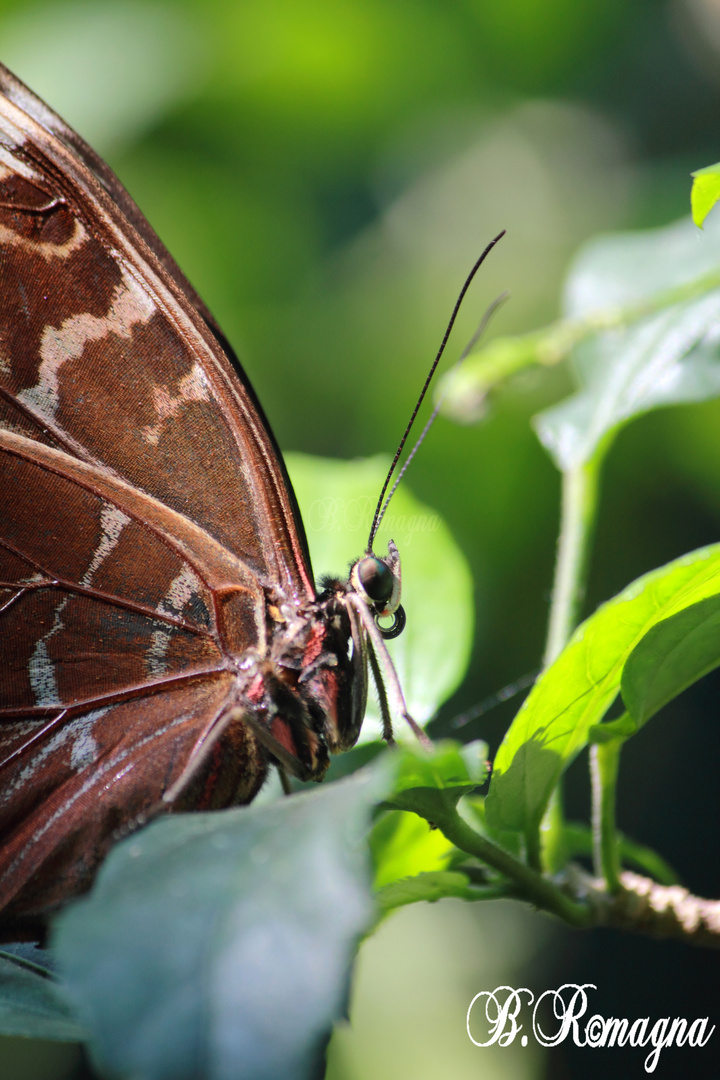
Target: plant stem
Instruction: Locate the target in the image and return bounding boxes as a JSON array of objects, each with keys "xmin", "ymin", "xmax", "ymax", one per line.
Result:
[
  {"xmin": 537, "ymin": 457, "xmax": 601, "ymax": 865},
  {"xmin": 540, "ymin": 786, "xmax": 566, "ymax": 875},
  {"xmin": 437, "ymin": 807, "xmax": 591, "ymax": 927},
  {"xmin": 560, "ymin": 823, "xmax": 679, "ymax": 885},
  {"xmin": 543, "ymin": 458, "xmax": 601, "ymax": 667},
  {"xmin": 590, "ymin": 737, "xmax": 623, "ymax": 892}
]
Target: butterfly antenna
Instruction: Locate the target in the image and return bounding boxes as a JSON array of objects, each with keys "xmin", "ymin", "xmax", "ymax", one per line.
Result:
[
  {"xmin": 368, "ymin": 230, "xmax": 506, "ymax": 549},
  {"xmin": 372, "ymin": 291, "xmax": 508, "ymax": 532},
  {"xmin": 447, "ymin": 670, "xmax": 538, "ymax": 731}
]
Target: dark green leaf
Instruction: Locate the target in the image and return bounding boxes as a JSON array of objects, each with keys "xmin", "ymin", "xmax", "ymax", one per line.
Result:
[
  {"xmin": 0, "ymin": 950, "xmax": 84, "ymax": 1042},
  {"xmin": 462, "ymin": 796, "xmax": 524, "ymax": 860},
  {"xmin": 380, "ymin": 740, "xmax": 488, "ymax": 819},
  {"xmin": 622, "ymin": 592, "xmax": 720, "ymax": 727},
  {"xmin": 53, "ymin": 765, "xmax": 394, "ymax": 1080},
  {"xmin": 588, "ymin": 712, "xmax": 638, "ymax": 742},
  {"xmin": 560, "ymin": 824, "xmax": 678, "ymax": 885},
  {"xmin": 392, "ymin": 739, "xmax": 487, "ymax": 793}
]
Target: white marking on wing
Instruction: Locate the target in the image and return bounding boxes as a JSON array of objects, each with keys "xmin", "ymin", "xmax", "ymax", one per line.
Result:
[
  {"xmin": 146, "ymin": 627, "xmax": 171, "ymax": 678},
  {"xmin": 69, "ymin": 720, "xmax": 99, "ymax": 771},
  {"xmin": 146, "ymin": 566, "xmax": 202, "ymax": 678},
  {"xmin": 159, "ymin": 565, "xmax": 201, "ymax": 617},
  {"xmin": 0, "ymin": 213, "xmax": 87, "ymax": 261},
  {"xmin": 0, "ymin": 150, "xmax": 35, "ymax": 179},
  {"xmin": 0, "ymin": 707, "xmax": 108, "ymax": 806},
  {"xmin": 80, "ymin": 505, "xmax": 131, "ymax": 586},
  {"xmin": 141, "ymin": 362, "xmax": 212, "ymax": 445},
  {"xmin": 4, "ymin": 706, "xmax": 209, "ymax": 880},
  {"xmin": 28, "ymin": 503, "xmax": 131, "ymax": 706},
  {"xmin": 28, "ymin": 639, "xmax": 59, "ymax": 707},
  {"xmin": 17, "ymin": 269, "xmax": 156, "ymax": 418},
  {"xmin": 0, "ymin": 119, "xmax": 27, "ymax": 152}
]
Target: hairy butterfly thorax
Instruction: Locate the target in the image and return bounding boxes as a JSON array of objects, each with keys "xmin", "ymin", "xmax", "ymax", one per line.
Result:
[{"xmin": 0, "ymin": 61, "xmax": 502, "ymax": 940}]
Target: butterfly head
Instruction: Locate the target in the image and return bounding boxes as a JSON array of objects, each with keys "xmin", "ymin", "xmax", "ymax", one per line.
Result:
[{"xmin": 350, "ymin": 539, "xmax": 405, "ymax": 640}]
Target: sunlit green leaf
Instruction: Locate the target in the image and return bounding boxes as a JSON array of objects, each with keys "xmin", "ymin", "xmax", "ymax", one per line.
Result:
[
  {"xmin": 53, "ymin": 765, "xmax": 394, "ymax": 1080},
  {"xmin": 287, "ymin": 454, "xmax": 474, "ymax": 731},
  {"xmin": 691, "ymin": 162, "xmax": 720, "ymax": 228},
  {"xmin": 535, "ymin": 214, "xmax": 720, "ymax": 471},
  {"xmin": 370, "ymin": 810, "xmax": 456, "ymax": 889},
  {"xmin": 622, "ymin": 592, "xmax": 720, "ymax": 728},
  {"xmin": 486, "ymin": 544, "xmax": 720, "ymax": 833}
]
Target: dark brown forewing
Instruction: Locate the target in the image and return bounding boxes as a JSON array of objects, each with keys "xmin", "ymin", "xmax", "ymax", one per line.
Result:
[
  {"xmin": 0, "ymin": 66, "xmax": 313, "ymax": 603},
  {"xmin": 0, "ymin": 677, "xmax": 266, "ymax": 926},
  {"xmin": 0, "ymin": 62, "xmax": 307, "ymax": 557}
]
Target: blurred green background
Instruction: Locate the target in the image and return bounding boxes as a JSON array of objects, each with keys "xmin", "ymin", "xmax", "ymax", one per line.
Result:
[{"xmin": 1, "ymin": 0, "xmax": 719, "ymax": 1077}]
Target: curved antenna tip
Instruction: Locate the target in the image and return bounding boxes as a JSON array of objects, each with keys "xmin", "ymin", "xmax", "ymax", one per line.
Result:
[{"xmin": 367, "ymin": 231, "xmax": 507, "ymax": 549}]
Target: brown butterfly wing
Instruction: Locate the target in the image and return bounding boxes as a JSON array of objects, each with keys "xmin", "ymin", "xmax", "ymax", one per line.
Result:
[
  {"xmin": 0, "ymin": 63, "xmax": 313, "ymax": 598},
  {"xmin": 0, "ymin": 63, "xmax": 313, "ymax": 585},
  {"xmin": 0, "ymin": 66, "xmax": 319, "ymax": 927},
  {"xmin": 0, "ymin": 429, "xmax": 272, "ymax": 929},
  {"xmin": 0, "ymin": 680, "xmax": 265, "ymax": 929}
]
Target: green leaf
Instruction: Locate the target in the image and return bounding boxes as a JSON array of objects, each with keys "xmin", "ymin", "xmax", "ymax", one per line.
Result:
[
  {"xmin": 535, "ymin": 214, "xmax": 720, "ymax": 471},
  {"xmin": 0, "ymin": 949, "xmax": 84, "ymax": 1041},
  {"xmin": 462, "ymin": 796, "xmax": 524, "ymax": 860},
  {"xmin": 286, "ymin": 454, "xmax": 474, "ymax": 731},
  {"xmin": 691, "ymin": 162, "xmax": 720, "ymax": 228},
  {"xmin": 52, "ymin": 765, "xmax": 394, "ymax": 1080},
  {"xmin": 370, "ymin": 810, "xmax": 456, "ymax": 889},
  {"xmin": 587, "ymin": 712, "xmax": 638, "ymax": 742},
  {"xmin": 391, "ymin": 739, "xmax": 487, "ymax": 794},
  {"xmin": 376, "ymin": 871, "xmax": 480, "ymax": 912},
  {"xmin": 622, "ymin": 592, "xmax": 720, "ymax": 728},
  {"xmin": 485, "ymin": 544, "xmax": 720, "ymax": 834},
  {"xmin": 379, "ymin": 740, "xmax": 487, "ymax": 824}
]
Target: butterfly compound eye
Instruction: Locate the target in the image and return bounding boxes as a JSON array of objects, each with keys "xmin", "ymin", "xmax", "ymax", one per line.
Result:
[
  {"xmin": 350, "ymin": 541, "xmax": 404, "ymax": 638},
  {"xmin": 356, "ymin": 556, "xmax": 394, "ymax": 603}
]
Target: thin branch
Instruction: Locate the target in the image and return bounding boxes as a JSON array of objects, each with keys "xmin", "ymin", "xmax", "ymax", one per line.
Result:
[
  {"xmin": 440, "ymin": 263, "xmax": 720, "ymax": 415},
  {"xmin": 426, "ymin": 804, "xmax": 592, "ymax": 928},
  {"xmin": 567, "ymin": 867, "xmax": 720, "ymax": 949}
]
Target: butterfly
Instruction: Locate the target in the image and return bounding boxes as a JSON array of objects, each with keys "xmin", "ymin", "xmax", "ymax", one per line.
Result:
[{"xmin": 0, "ymin": 63, "xmax": 417, "ymax": 941}]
